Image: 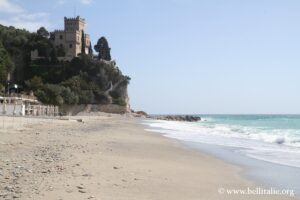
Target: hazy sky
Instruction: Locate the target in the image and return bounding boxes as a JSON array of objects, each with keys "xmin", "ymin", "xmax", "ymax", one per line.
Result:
[{"xmin": 1, "ymin": 0, "xmax": 300, "ymax": 114}]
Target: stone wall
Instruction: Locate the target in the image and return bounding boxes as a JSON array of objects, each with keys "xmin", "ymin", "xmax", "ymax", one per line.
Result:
[
  {"xmin": 61, "ymin": 104, "xmax": 131, "ymax": 116},
  {"xmin": 96, "ymin": 104, "xmax": 130, "ymax": 114}
]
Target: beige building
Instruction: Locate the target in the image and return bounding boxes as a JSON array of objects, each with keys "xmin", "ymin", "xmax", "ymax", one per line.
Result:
[
  {"xmin": 31, "ymin": 16, "xmax": 91, "ymax": 61},
  {"xmin": 52, "ymin": 16, "xmax": 91, "ymax": 60}
]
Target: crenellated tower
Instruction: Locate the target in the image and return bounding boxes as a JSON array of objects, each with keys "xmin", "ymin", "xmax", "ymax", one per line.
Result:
[{"xmin": 51, "ymin": 16, "xmax": 91, "ymax": 61}]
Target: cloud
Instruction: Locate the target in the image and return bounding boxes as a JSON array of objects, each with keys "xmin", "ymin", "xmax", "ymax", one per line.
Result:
[
  {"xmin": 57, "ymin": 0, "xmax": 66, "ymax": 5},
  {"xmin": 0, "ymin": 0, "xmax": 51, "ymax": 31},
  {"xmin": 0, "ymin": 0, "xmax": 24, "ymax": 13},
  {"xmin": 0, "ymin": 19, "xmax": 49, "ymax": 32},
  {"xmin": 0, "ymin": 12, "xmax": 50, "ymax": 32},
  {"xmin": 79, "ymin": 0, "xmax": 94, "ymax": 5}
]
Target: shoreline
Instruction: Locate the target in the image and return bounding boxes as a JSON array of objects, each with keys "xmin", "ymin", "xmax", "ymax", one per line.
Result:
[
  {"xmin": 143, "ymin": 117, "xmax": 300, "ymax": 196},
  {"xmin": 183, "ymin": 141, "xmax": 300, "ymax": 195},
  {"xmin": 0, "ymin": 114, "xmax": 298, "ymax": 199}
]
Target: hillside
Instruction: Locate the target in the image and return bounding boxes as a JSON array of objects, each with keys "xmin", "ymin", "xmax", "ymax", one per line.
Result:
[{"xmin": 0, "ymin": 25, "xmax": 130, "ymax": 112}]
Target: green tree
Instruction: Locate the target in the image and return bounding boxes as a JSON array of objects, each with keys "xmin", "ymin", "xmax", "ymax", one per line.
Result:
[
  {"xmin": 55, "ymin": 95, "xmax": 64, "ymax": 106},
  {"xmin": 38, "ymin": 84, "xmax": 65, "ymax": 105},
  {"xmin": 25, "ymin": 76, "xmax": 43, "ymax": 91},
  {"xmin": 0, "ymin": 83, "xmax": 4, "ymax": 95},
  {"xmin": 88, "ymin": 41, "xmax": 93, "ymax": 57},
  {"xmin": 81, "ymin": 30, "xmax": 86, "ymax": 55},
  {"xmin": 0, "ymin": 41, "xmax": 14, "ymax": 85},
  {"xmin": 94, "ymin": 37, "xmax": 111, "ymax": 61},
  {"xmin": 37, "ymin": 27, "xmax": 49, "ymax": 38},
  {"xmin": 50, "ymin": 47, "xmax": 58, "ymax": 63},
  {"xmin": 61, "ymin": 87, "xmax": 79, "ymax": 104},
  {"xmin": 35, "ymin": 89, "xmax": 49, "ymax": 103},
  {"xmin": 78, "ymin": 90, "xmax": 94, "ymax": 104}
]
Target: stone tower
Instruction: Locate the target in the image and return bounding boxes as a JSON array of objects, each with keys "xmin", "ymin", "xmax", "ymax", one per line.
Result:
[{"xmin": 52, "ymin": 16, "xmax": 91, "ymax": 61}]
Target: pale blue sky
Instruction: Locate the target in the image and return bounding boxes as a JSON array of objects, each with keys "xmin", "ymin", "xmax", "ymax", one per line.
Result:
[{"xmin": 1, "ymin": 0, "xmax": 300, "ymax": 114}]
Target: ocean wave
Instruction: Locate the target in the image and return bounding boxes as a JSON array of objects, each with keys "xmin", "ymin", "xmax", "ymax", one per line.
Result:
[
  {"xmin": 145, "ymin": 120, "xmax": 300, "ymax": 147},
  {"xmin": 143, "ymin": 119, "xmax": 300, "ymax": 168}
]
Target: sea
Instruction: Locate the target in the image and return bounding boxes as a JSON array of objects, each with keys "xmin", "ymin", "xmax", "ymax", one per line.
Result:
[{"xmin": 143, "ymin": 115, "xmax": 300, "ymax": 194}]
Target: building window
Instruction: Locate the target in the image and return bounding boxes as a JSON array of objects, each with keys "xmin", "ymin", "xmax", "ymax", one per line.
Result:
[
  {"xmin": 60, "ymin": 35, "xmax": 63, "ymax": 40},
  {"xmin": 69, "ymin": 44, "xmax": 72, "ymax": 48}
]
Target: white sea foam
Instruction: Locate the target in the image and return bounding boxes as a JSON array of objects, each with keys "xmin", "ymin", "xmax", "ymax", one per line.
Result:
[{"xmin": 143, "ymin": 120, "xmax": 300, "ymax": 168}]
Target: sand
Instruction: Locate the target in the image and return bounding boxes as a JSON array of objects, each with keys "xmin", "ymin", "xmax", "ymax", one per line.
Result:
[{"xmin": 0, "ymin": 114, "xmax": 298, "ymax": 200}]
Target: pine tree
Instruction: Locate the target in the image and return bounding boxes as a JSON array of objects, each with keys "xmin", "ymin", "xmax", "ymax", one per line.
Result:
[
  {"xmin": 94, "ymin": 37, "xmax": 111, "ymax": 61},
  {"xmin": 37, "ymin": 27, "xmax": 49, "ymax": 38},
  {"xmin": 88, "ymin": 41, "xmax": 93, "ymax": 57},
  {"xmin": 81, "ymin": 30, "xmax": 86, "ymax": 55}
]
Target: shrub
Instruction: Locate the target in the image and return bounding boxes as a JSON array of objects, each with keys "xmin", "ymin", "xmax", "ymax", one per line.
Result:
[
  {"xmin": 113, "ymin": 97, "xmax": 126, "ymax": 106},
  {"xmin": 78, "ymin": 90, "xmax": 94, "ymax": 104},
  {"xmin": 61, "ymin": 87, "xmax": 79, "ymax": 104},
  {"xmin": 25, "ymin": 76, "xmax": 43, "ymax": 91},
  {"xmin": 35, "ymin": 89, "xmax": 49, "ymax": 103}
]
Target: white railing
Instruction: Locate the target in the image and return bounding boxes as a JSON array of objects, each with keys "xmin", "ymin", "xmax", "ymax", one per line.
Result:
[
  {"xmin": 25, "ymin": 105, "xmax": 59, "ymax": 116},
  {"xmin": 0, "ymin": 103, "xmax": 59, "ymax": 116},
  {"xmin": 0, "ymin": 104, "xmax": 25, "ymax": 116}
]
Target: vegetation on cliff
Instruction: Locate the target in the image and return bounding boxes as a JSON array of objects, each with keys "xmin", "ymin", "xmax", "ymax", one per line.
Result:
[
  {"xmin": 94, "ymin": 37, "xmax": 111, "ymax": 61},
  {"xmin": 0, "ymin": 25, "xmax": 130, "ymax": 106}
]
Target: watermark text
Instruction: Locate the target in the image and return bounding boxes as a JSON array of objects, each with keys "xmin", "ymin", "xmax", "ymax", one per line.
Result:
[{"xmin": 218, "ymin": 187, "xmax": 295, "ymax": 197}]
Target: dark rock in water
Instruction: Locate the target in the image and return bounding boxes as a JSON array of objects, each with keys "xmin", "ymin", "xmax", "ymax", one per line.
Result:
[
  {"xmin": 275, "ymin": 137, "xmax": 285, "ymax": 145},
  {"xmin": 132, "ymin": 110, "xmax": 150, "ymax": 118},
  {"xmin": 154, "ymin": 115, "xmax": 201, "ymax": 122},
  {"xmin": 135, "ymin": 111, "xmax": 149, "ymax": 117},
  {"xmin": 135, "ymin": 111, "xmax": 148, "ymax": 117}
]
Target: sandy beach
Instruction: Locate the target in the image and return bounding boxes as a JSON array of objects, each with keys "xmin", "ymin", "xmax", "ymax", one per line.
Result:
[{"xmin": 0, "ymin": 114, "xmax": 298, "ymax": 200}]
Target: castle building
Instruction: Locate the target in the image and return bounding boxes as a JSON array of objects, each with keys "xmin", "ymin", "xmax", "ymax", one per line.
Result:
[
  {"xmin": 31, "ymin": 16, "xmax": 91, "ymax": 61},
  {"xmin": 52, "ymin": 16, "xmax": 91, "ymax": 60}
]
